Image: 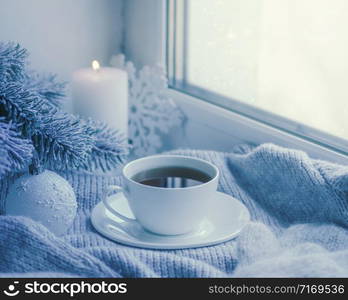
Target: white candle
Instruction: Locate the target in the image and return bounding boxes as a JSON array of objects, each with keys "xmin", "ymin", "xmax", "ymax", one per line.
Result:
[{"xmin": 72, "ymin": 60, "xmax": 128, "ymax": 136}]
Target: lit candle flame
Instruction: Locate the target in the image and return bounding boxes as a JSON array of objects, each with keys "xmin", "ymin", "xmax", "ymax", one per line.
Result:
[{"xmin": 92, "ymin": 60, "xmax": 100, "ymax": 71}]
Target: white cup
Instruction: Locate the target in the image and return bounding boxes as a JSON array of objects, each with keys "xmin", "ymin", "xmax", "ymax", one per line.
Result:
[{"xmin": 103, "ymin": 155, "xmax": 219, "ymax": 235}]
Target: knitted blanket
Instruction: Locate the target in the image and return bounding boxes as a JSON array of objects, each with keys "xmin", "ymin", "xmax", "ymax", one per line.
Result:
[{"xmin": 1, "ymin": 144, "xmax": 348, "ymax": 277}]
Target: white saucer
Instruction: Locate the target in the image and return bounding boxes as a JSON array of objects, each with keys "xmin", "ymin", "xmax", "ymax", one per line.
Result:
[{"xmin": 91, "ymin": 191, "xmax": 250, "ymax": 250}]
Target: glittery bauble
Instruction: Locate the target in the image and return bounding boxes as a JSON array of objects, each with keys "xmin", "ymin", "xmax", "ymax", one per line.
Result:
[{"xmin": 5, "ymin": 170, "xmax": 77, "ymax": 236}]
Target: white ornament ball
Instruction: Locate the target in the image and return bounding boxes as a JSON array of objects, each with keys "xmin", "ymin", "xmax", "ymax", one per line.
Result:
[{"xmin": 5, "ymin": 170, "xmax": 77, "ymax": 236}]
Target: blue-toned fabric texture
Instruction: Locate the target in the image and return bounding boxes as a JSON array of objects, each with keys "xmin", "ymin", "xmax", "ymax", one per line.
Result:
[{"xmin": 1, "ymin": 144, "xmax": 348, "ymax": 277}]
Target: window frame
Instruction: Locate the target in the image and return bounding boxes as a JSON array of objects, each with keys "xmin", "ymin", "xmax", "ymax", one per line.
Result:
[
  {"xmin": 124, "ymin": 0, "xmax": 348, "ymax": 164},
  {"xmin": 167, "ymin": 0, "xmax": 348, "ymax": 157}
]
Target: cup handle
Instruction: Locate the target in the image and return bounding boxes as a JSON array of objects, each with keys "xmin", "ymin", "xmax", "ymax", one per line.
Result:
[{"xmin": 103, "ymin": 185, "xmax": 136, "ymax": 223}]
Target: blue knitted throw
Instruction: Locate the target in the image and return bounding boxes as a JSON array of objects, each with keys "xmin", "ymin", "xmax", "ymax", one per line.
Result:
[{"xmin": 1, "ymin": 144, "xmax": 348, "ymax": 277}]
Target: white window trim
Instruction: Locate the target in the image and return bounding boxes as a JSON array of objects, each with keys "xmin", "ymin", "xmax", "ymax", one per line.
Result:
[
  {"xmin": 124, "ymin": 0, "xmax": 348, "ymax": 164},
  {"xmin": 169, "ymin": 89, "xmax": 348, "ymax": 164}
]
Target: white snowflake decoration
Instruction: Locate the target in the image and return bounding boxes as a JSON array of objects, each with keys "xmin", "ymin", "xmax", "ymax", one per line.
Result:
[{"xmin": 110, "ymin": 54, "xmax": 185, "ymax": 157}]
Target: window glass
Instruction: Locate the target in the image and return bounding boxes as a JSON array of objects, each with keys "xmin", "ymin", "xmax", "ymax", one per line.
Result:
[{"xmin": 184, "ymin": 0, "xmax": 348, "ymax": 140}]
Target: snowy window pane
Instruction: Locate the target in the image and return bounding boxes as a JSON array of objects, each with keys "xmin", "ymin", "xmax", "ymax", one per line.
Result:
[{"xmin": 184, "ymin": 0, "xmax": 348, "ymax": 139}]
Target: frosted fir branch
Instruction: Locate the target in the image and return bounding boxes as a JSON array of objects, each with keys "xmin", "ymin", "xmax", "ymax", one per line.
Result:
[
  {"xmin": 0, "ymin": 43, "xmax": 128, "ymax": 174},
  {"xmin": 24, "ymin": 72, "xmax": 66, "ymax": 108},
  {"xmin": 32, "ymin": 112, "xmax": 93, "ymax": 170},
  {"xmin": 0, "ymin": 42, "xmax": 27, "ymax": 82},
  {"xmin": 0, "ymin": 86, "xmax": 92, "ymax": 171},
  {"xmin": 0, "ymin": 118, "xmax": 33, "ymax": 178},
  {"xmin": 0, "ymin": 81, "xmax": 55, "ymax": 136},
  {"xmin": 81, "ymin": 118, "xmax": 129, "ymax": 172}
]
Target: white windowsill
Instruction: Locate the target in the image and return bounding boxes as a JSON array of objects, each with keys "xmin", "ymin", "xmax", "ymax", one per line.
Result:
[{"xmin": 168, "ymin": 89, "xmax": 348, "ymax": 165}]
